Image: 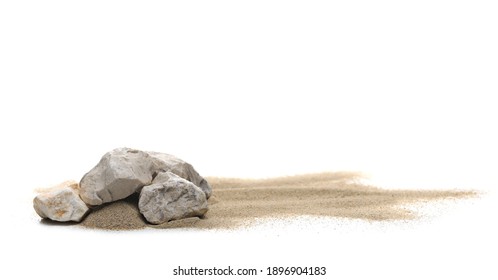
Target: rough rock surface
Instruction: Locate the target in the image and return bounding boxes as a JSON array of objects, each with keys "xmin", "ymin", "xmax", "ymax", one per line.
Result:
[
  {"xmin": 79, "ymin": 148, "xmax": 153, "ymax": 205},
  {"xmin": 149, "ymin": 152, "xmax": 212, "ymax": 198},
  {"xmin": 33, "ymin": 181, "xmax": 90, "ymax": 222},
  {"xmin": 139, "ymin": 172, "xmax": 208, "ymax": 224},
  {"xmin": 79, "ymin": 148, "xmax": 211, "ymax": 206}
]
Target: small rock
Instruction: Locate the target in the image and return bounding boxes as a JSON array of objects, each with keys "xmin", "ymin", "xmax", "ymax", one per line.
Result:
[
  {"xmin": 139, "ymin": 172, "xmax": 208, "ymax": 225},
  {"xmin": 79, "ymin": 148, "xmax": 153, "ymax": 205},
  {"xmin": 33, "ymin": 181, "xmax": 89, "ymax": 222}
]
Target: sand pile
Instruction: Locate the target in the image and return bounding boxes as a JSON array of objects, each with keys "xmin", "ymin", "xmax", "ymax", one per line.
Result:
[{"xmin": 79, "ymin": 172, "xmax": 476, "ymax": 230}]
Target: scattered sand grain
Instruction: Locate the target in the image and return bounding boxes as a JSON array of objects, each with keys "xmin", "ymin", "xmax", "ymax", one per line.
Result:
[{"xmin": 77, "ymin": 172, "xmax": 476, "ymax": 230}]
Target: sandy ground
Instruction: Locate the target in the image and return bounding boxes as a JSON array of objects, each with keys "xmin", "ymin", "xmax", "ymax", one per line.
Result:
[{"xmin": 78, "ymin": 172, "xmax": 476, "ymax": 230}]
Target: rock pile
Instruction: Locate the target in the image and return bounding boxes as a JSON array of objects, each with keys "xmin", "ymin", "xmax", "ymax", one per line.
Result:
[{"xmin": 33, "ymin": 148, "xmax": 211, "ymax": 225}]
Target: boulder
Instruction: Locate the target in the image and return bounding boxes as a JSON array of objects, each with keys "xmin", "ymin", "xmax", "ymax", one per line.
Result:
[
  {"xmin": 79, "ymin": 148, "xmax": 212, "ymax": 206},
  {"xmin": 139, "ymin": 172, "xmax": 208, "ymax": 224},
  {"xmin": 33, "ymin": 181, "xmax": 90, "ymax": 222},
  {"xmin": 79, "ymin": 148, "xmax": 153, "ymax": 205},
  {"xmin": 149, "ymin": 151, "xmax": 212, "ymax": 198}
]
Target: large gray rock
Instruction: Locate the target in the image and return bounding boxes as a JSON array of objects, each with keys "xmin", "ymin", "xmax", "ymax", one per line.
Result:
[
  {"xmin": 33, "ymin": 181, "xmax": 90, "ymax": 222},
  {"xmin": 79, "ymin": 148, "xmax": 153, "ymax": 205},
  {"xmin": 149, "ymin": 152, "xmax": 212, "ymax": 199},
  {"xmin": 79, "ymin": 148, "xmax": 211, "ymax": 206},
  {"xmin": 139, "ymin": 172, "xmax": 208, "ymax": 224}
]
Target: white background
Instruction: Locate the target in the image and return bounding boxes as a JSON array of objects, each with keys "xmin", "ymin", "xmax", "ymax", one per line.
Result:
[{"xmin": 1, "ymin": 1, "xmax": 497, "ymax": 279}]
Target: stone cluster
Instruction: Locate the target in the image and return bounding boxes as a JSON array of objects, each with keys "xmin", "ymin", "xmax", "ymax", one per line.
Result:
[{"xmin": 33, "ymin": 148, "xmax": 211, "ymax": 225}]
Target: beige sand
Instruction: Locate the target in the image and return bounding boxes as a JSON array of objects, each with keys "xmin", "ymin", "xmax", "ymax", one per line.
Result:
[{"xmin": 80, "ymin": 172, "xmax": 476, "ymax": 230}]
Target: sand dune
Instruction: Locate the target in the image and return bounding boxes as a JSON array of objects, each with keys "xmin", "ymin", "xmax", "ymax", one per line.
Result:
[{"xmin": 80, "ymin": 172, "xmax": 476, "ymax": 230}]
